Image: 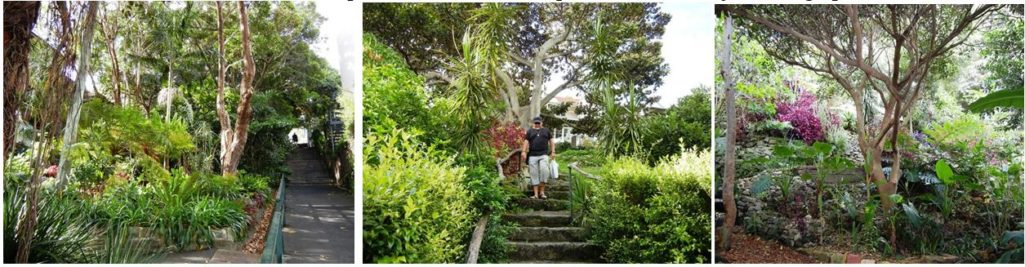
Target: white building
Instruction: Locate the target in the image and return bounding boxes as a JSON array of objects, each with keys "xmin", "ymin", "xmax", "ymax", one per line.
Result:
[{"xmin": 549, "ymin": 96, "xmax": 596, "ymax": 147}]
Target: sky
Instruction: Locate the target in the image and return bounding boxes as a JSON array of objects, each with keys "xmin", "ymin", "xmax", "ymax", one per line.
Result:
[
  {"xmin": 312, "ymin": 1, "xmax": 358, "ymax": 92},
  {"xmin": 547, "ymin": 2, "xmax": 715, "ymax": 109},
  {"xmin": 658, "ymin": 2, "xmax": 715, "ymax": 108},
  {"xmin": 311, "ymin": 2, "xmax": 714, "ymax": 109}
]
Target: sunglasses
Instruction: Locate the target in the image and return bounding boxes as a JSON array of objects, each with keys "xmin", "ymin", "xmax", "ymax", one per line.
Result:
[{"xmin": 533, "ymin": 122, "xmax": 541, "ymax": 124}]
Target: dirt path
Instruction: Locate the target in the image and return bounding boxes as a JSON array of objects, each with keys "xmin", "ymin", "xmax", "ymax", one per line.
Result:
[{"xmin": 717, "ymin": 231, "xmax": 818, "ymax": 263}]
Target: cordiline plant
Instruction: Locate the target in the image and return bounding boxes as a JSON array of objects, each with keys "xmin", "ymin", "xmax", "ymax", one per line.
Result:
[{"xmin": 775, "ymin": 90, "xmax": 824, "ymax": 144}]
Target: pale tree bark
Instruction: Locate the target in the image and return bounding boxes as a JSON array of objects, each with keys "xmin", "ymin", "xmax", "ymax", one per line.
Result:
[
  {"xmin": 717, "ymin": 15, "xmax": 738, "ymax": 252},
  {"xmin": 3, "ymin": 1, "xmax": 40, "ymax": 161},
  {"xmin": 220, "ymin": 1, "xmax": 257, "ymax": 176},
  {"xmin": 528, "ymin": 28, "xmax": 570, "ymax": 126},
  {"xmin": 55, "ymin": 2, "xmax": 100, "ymax": 191},
  {"xmin": 215, "ymin": 2, "xmax": 233, "ymax": 167}
]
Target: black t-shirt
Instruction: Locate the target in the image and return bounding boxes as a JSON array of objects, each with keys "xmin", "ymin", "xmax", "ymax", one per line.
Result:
[{"xmin": 525, "ymin": 128, "xmax": 552, "ymax": 156}]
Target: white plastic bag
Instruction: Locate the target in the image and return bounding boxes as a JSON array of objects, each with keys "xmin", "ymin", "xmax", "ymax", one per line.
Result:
[{"xmin": 550, "ymin": 159, "xmax": 559, "ymax": 179}]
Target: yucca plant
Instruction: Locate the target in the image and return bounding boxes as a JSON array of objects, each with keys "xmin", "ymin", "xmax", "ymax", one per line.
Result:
[
  {"xmin": 92, "ymin": 222, "xmax": 163, "ymax": 263},
  {"xmin": 4, "ymin": 186, "xmax": 96, "ymax": 263}
]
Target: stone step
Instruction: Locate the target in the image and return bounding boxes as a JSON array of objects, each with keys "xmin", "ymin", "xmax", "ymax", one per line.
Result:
[
  {"xmin": 513, "ymin": 198, "xmax": 570, "ymax": 211},
  {"xmin": 288, "ymin": 179, "xmax": 336, "ymax": 186},
  {"xmin": 506, "ymin": 242, "xmax": 601, "ymax": 263},
  {"xmin": 509, "ymin": 227, "xmax": 586, "ymax": 242},
  {"xmin": 503, "ymin": 210, "xmax": 572, "ymax": 227},
  {"xmin": 519, "ymin": 190, "xmax": 570, "ymax": 200}
]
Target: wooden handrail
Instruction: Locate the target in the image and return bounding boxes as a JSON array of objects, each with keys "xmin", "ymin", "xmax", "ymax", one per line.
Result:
[
  {"xmin": 464, "ymin": 214, "xmax": 490, "ymax": 263},
  {"xmin": 568, "ymin": 162, "xmax": 601, "ymax": 180},
  {"xmin": 469, "ymin": 149, "xmax": 523, "ymax": 263}
]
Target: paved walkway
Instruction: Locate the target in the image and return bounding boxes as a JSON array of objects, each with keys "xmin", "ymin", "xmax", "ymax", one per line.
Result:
[{"xmin": 283, "ymin": 147, "xmax": 355, "ymax": 263}]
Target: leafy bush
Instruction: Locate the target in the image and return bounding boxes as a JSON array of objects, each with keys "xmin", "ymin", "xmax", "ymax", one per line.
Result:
[
  {"xmin": 775, "ymin": 90, "xmax": 824, "ymax": 143},
  {"xmin": 588, "ymin": 149, "xmax": 711, "ymax": 263},
  {"xmin": 641, "ymin": 89, "xmax": 711, "ymax": 165},
  {"xmin": 363, "ymin": 129, "xmax": 476, "ymax": 263},
  {"xmin": 483, "ymin": 121, "xmax": 523, "ymax": 157},
  {"xmin": 363, "ymin": 34, "xmax": 433, "ymax": 137}
]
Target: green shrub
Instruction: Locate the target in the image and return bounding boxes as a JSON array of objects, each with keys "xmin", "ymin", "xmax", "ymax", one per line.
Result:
[
  {"xmin": 641, "ymin": 89, "xmax": 712, "ymax": 165},
  {"xmin": 4, "ymin": 186, "xmax": 97, "ymax": 263},
  {"xmin": 588, "ymin": 149, "xmax": 711, "ymax": 263},
  {"xmin": 455, "ymin": 152, "xmax": 513, "ymax": 263},
  {"xmin": 363, "ymin": 129, "xmax": 476, "ymax": 263}
]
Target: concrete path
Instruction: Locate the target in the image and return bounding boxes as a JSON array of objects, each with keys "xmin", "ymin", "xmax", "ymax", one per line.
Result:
[{"xmin": 283, "ymin": 147, "xmax": 355, "ymax": 263}]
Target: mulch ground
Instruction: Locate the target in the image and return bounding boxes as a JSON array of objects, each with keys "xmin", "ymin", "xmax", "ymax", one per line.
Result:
[
  {"xmin": 242, "ymin": 196, "xmax": 276, "ymax": 254},
  {"xmin": 718, "ymin": 231, "xmax": 819, "ymax": 263}
]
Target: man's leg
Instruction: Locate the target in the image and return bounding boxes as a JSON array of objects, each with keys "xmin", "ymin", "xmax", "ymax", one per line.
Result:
[
  {"xmin": 528, "ymin": 156, "xmax": 540, "ymax": 198},
  {"xmin": 539, "ymin": 156, "xmax": 550, "ymax": 198}
]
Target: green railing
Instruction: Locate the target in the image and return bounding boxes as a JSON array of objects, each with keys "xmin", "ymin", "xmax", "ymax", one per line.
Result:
[{"xmin": 261, "ymin": 176, "xmax": 286, "ymax": 263}]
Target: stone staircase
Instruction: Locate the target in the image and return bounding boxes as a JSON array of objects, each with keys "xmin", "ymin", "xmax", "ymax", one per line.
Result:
[
  {"xmin": 503, "ymin": 178, "xmax": 600, "ymax": 263},
  {"xmin": 283, "ymin": 146, "xmax": 356, "ymax": 263},
  {"xmin": 286, "ymin": 147, "xmax": 336, "ymax": 186}
]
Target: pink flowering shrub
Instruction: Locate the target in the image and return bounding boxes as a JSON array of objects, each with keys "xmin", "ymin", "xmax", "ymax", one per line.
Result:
[
  {"xmin": 776, "ymin": 90, "xmax": 824, "ymax": 144},
  {"xmin": 484, "ymin": 121, "xmax": 525, "ymax": 157}
]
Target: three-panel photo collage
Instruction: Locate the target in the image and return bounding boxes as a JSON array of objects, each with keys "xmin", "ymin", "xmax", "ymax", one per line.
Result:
[{"xmin": 1, "ymin": 0, "xmax": 1023, "ymax": 265}]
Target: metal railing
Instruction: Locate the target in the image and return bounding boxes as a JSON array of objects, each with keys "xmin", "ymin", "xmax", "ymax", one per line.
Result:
[{"xmin": 261, "ymin": 176, "xmax": 286, "ymax": 263}]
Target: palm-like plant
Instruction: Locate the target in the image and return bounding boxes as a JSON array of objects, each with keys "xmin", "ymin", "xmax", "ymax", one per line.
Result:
[
  {"xmin": 588, "ymin": 13, "xmax": 648, "ymax": 158},
  {"xmin": 445, "ymin": 3, "xmax": 518, "ymax": 157}
]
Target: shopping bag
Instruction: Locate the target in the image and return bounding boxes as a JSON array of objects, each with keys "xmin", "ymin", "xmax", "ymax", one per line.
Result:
[{"xmin": 550, "ymin": 159, "xmax": 559, "ymax": 180}]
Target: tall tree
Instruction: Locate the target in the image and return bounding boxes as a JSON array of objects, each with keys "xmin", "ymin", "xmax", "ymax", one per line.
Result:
[
  {"xmin": 99, "ymin": 2, "xmax": 124, "ymax": 106},
  {"xmin": 717, "ymin": 14, "xmax": 739, "ymax": 251},
  {"xmin": 365, "ymin": 3, "xmax": 670, "ymax": 128},
  {"xmin": 218, "ymin": 1, "xmax": 257, "ymax": 176},
  {"xmin": 725, "ymin": 4, "xmax": 1000, "ymax": 247},
  {"xmin": 55, "ymin": 2, "xmax": 100, "ymax": 190},
  {"xmin": 3, "ymin": 1, "xmax": 41, "ymax": 160},
  {"xmin": 215, "ymin": 1, "xmax": 231, "ymax": 174}
]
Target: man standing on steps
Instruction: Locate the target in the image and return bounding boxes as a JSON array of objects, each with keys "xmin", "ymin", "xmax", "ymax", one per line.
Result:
[{"xmin": 522, "ymin": 116, "xmax": 555, "ymax": 199}]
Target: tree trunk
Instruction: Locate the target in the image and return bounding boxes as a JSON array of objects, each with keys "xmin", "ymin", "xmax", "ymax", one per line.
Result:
[
  {"xmin": 215, "ymin": 1, "xmax": 233, "ymax": 169},
  {"xmin": 718, "ymin": 15, "xmax": 738, "ymax": 252},
  {"xmin": 55, "ymin": 2, "xmax": 99, "ymax": 191},
  {"xmin": 3, "ymin": 1, "xmax": 40, "ymax": 161},
  {"xmin": 220, "ymin": 1, "xmax": 257, "ymax": 176},
  {"xmin": 100, "ymin": 5, "xmax": 123, "ymax": 106}
]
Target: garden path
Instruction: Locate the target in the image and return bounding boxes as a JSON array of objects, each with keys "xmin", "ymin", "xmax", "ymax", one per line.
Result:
[
  {"xmin": 282, "ymin": 146, "xmax": 355, "ymax": 263},
  {"xmin": 502, "ymin": 173, "xmax": 600, "ymax": 263}
]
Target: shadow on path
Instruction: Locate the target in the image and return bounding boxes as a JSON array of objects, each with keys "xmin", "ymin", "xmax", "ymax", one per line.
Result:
[{"xmin": 283, "ymin": 147, "xmax": 355, "ymax": 263}]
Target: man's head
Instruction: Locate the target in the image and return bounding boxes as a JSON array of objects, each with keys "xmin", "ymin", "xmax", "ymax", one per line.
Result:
[{"xmin": 532, "ymin": 116, "xmax": 543, "ymax": 128}]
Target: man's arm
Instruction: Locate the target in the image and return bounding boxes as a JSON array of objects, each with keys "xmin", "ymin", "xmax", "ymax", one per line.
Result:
[
  {"xmin": 521, "ymin": 138, "xmax": 529, "ymax": 159},
  {"xmin": 549, "ymin": 138, "xmax": 555, "ymax": 159}
]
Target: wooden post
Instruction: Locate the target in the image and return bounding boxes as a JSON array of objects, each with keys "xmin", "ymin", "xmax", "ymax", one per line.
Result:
[{"xmin": 718, "ymin": 14, "xmax": 739, "ymax": 252}]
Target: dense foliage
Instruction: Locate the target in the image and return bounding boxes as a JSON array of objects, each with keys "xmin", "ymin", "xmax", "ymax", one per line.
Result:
[
  {"xmin": 362, "ymin": 32, "xmax": 513, "ymax": 263},
  {"xmin": 717, "ymin": 6, "xmax": 1024, "ymax": 263},
  {"xmin": 588, "ymin": 149, "xmax": 712, "ymax": 263},
  {"xmin": 362, "ymin": 129, "xmax": 475, "ymax": 263}
]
